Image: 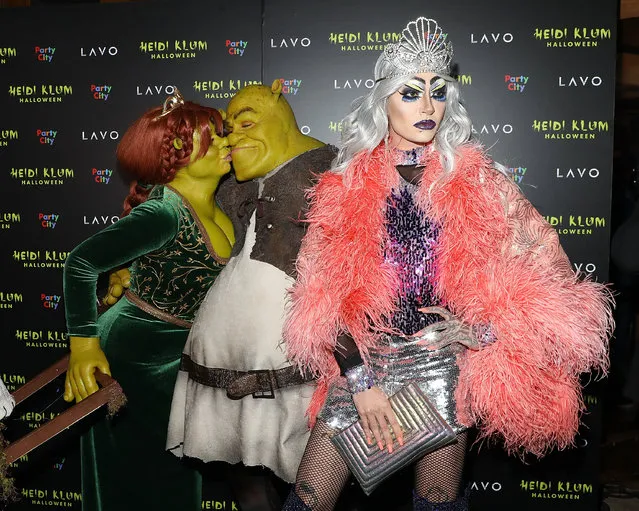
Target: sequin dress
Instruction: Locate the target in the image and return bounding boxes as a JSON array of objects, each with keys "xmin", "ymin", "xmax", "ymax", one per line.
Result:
[
  {"xmin": 318, "ymin": 172, "xmax": 466, "ymax": 434},
  {"xmin": 64, "ymin": 185, "xmax": 228, "ymax": 511}
]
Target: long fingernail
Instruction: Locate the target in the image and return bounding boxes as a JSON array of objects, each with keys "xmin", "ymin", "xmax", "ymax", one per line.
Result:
[{"xmin": 378, "ymin": 442, "xmax": 383, "ymax": 450}]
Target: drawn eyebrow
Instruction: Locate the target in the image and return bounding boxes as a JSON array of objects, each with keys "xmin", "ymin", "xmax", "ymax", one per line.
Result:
[{"xmin": 232, "ymin": 107, "xmax": 257, "ymax": 119}]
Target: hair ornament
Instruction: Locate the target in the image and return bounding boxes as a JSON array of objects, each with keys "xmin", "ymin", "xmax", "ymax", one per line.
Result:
[
  {"xmin": 381, "ymin": 17, "xmax": 453, "ymax": 79},
  {"xmin": 172, "ymin": 137, "xmax": 183, "ymax": 150},
  {"xmin": 154, "ymin": 88, "xmax": 185, "ymax": 120}
]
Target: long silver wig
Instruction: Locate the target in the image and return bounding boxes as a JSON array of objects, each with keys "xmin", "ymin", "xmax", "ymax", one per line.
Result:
[{"xmin": 332, "ymin": 50, "xmax": 500, "ymax": 175}]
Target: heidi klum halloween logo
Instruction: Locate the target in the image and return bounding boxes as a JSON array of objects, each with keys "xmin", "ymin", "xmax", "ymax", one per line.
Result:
[
  {"xmin": 534, "ymin": 27, "xmax": 612, "ymax": 48},
  {"xmin": 139, "ymin": 39, "xmax": 208, "ymax": 60},
  {"xmin": 0, "ymin": 212, "xmax": 21, "ymax": 230},
  {"xmin": 533, "ymin": 119, "xmax": 609, "ymax": 140},
  {"xmin": 2, "ymin": 373, "xmax": 26, "ymax": 392},
  {"xmin": 328, "ymin": 30, "xmax": 401, "ymax": 51},
  {"xmin": 0, "ymin": 291, "xmax": 22, "ymax": 309},
  {"xmin": 21, "ymin": 488, "xmax": 81, "ymax": 507},
  {"xmin": 10, "ymin": 167, "xmax": 75, "ymax": 186},
  {"xmin": 12, "ymin": 250, "xmax": 69, "ymax": 269},
  {"xmin": 192, "ymin": 79, "xmax": 261, "ymax": 100},
  {"xmin": 544, "ymin": 215, "xmax": 606, "ymax": 236},
  {"xmin": 16, "ymin": 328, "xmax": 68, "ymax": 349},
  {"xmin": 0, "ymin": 47, "xmax": 17, "ymax": 65},
  {"xmin": 0, "ymin": 129, "xmax": 18, "ymax": 147},
  {"xmin": 520, "ymin": 480, "xmax": 593, "ymax": 501},
  {"xmin": 8, "ymin": 84, "xmax": 73, "ymax": 103}
]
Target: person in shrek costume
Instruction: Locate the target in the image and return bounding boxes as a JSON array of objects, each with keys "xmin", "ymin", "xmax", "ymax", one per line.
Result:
[
  {"xmin": 166, "ymin": 80, "xmax": 337, "ymax": 510},
  {"xmin": 63, "ymin": 91, "xmax": 233, "ymax": 511}
]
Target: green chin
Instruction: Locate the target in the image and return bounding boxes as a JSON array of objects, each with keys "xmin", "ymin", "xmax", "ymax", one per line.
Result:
[{"xmin": 232, "ymin": 148, "xmax": 277, "ymax": 181}]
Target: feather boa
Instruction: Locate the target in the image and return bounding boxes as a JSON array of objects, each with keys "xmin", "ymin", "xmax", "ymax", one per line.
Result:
[{"xmin": 284, "ymin": 142, "xmax": 613, "ymax": 457}]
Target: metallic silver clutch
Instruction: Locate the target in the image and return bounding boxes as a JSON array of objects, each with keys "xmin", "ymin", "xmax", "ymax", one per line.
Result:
[{"xmin": 330, "ymin": 382, "xmax": 456, "ymax": 495}]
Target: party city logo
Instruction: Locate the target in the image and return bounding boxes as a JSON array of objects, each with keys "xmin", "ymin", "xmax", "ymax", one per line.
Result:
[
  {"xmin": 0, "ymin": 291, "xmax": 22, "ymax": 309},
  {"xmin": 8, "ymin": 84, "xmax": 73, "ymax": 103},
  {"xmin": 91, "ymin": 84, "xmax": 112, "ymax": 100},
  {"xmin": 279, "ymin": 78, "xmax": 302, "ymax": 95},
  {"xmin": 2, "ymin": 373, "xmax": 26, "ymax": 392},
  {"xmin": 328, "ymin": 30, "xmax": 401, "ymax": 52},
  {"xmin": 472, "ymin": 123, "xmax": 514, "ymax": 135},
  {"xmin": 269, "ymin": 36, "xmax": 311, "ymax": 49},
  {"xmin": 92, "ymin": 167, "xmax": 113, "ymax": 183},
  {"xmin": 192, "ymin": 79, "xmax": 261, "ymax": 100},
  {"xmin": 37, "ymin": 129, "xmax": 57, "ymax": 145},
  {"xmin": 520, "ymin": 480, "xmax": 593, "ymax": 500},
  {"xmin": 80, "ymin": 45, "xmax": 118, "ymax": 57},
  {"xmin": 470, "ymin": 32, "xmax": 513, "ymax": 44},
  {"xmin": 13, "ymin": 250, "xmax": 69, "ymax": 269},
  {"xmin": 139, "ymin": 39, "xmax": 208, "ymax": 60},
  {"xmin": 505, "ymin": 75, "xmax": 528, "ymax": 92},
  {"xmin": 39, "ymin": 213, "xmax": 59, "ymax": 229},
  {"xmin": 226, "ymin": 40, "xmax": 247, "ymax": 55},
  {"xmin": 81, "ymin": 130, "xmax": 119, "ymax": 141},
  {"xmin": 544, "ymin": 214, "xmax": 606, "ymax": 235},
  {"xmin": 0, "ymin": 47, "xmax": 17, "ymax": 65},
  {"xmin": 0, "ymin": 129, "xmax": 18, "ymax": 147},
  {"xmin": 559, "ymin": 75, "xmax": 603, "ymax": 87},
  {"xmin": 534, "ymin": 27, "xmax": 612, "ymax": 48},
  {"xmin": 34, "ymin": 46, "xmax": 55, "ymax": 62},
  {"xmin": 532, "ymin": 119, "xmax": 609, "ymax": 140},
  {"xmin": 556, "ymin": 166, "xmax": 600, "ymax": 179},
  {"xmin": 21, "ymin": 488, "xmax": 82, "ymax": 506},
  {"xmin": 41, "ymin": 293, "xmax": 62, "ymax": 310},
  {"xmin": 508, "ymin": 166, "xmax": 527, "ymax": 184},
  {"xmin": 10, "ymin": 167, "xmax": 75, "ymax": 186},
  {"xmin": 0, "ymin": 212, "xmax": 21, "ymax": 230},
  {"xmin": 16, "ymin": 329, "xmax": 68, "ymax": 349}
]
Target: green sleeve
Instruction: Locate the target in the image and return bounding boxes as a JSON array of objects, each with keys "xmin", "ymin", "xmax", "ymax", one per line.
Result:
[{"xmin": 63, "ymin": 199, "xmax": 179, "ymax": 337}]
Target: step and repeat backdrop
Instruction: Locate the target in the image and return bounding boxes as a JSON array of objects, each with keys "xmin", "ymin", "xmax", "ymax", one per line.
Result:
[{"xmin": 0, "ymin": 0, "xmax": 616, "ymax": 509}]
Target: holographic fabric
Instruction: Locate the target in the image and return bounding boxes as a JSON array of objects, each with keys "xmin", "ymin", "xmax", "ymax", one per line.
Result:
[{"xmin": 318, "ymin": 180, "xmax": 465, "ymax": 434}]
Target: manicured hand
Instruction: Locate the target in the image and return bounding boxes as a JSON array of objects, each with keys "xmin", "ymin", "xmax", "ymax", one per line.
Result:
[
  {"xmin": 411, "ymin": 306, "xmax": 481, "ymax": 351},
  {"xmin": 353, "ymin": 386, "xmax": 404, "ymax": 453}
]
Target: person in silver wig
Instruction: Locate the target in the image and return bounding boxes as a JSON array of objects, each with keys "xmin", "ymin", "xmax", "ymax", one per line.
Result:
[{"xmin": 282, "ymin": 14, "xmax": 612, "ymax": 511}]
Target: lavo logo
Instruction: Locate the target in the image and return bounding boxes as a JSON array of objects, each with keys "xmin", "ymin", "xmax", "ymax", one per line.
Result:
[
  {"xmin": 556, "ymin": 167, "xmax": 599, "ymax": 179},
  {"xmin": 81, "ymin": 130, "xmax": 119, "ymax": 141},
  {"xmin": 470, "ymin": 32, "xmax": 513, "ymax": 44},
  {"xmin": 136, "ymin": 84, "xmax": 176, "ymax": 96},
  {"xmin": 470, "ymin": 481, "xmax": 502, "ymax": 492},
  {"xmin": 574, "ymin": 262, "xmax": 597, "ymax": 274},
  {"xmin": 559, "ymin": 75, "xmax": 602, "ymax": 87},
  {"xmin": 83, "ymin": 215, "xmax": 119, "ymax": 225},
  {"xmin": 270, "ymin": 37, "xmax": 311, "ymax": 48},
  {"xmin": 334, "ymin": 78, "xmax": 375, "ymax": 90},
  {"xmin": 472, "ymin": 124, "xmax": 513, "ymax": 135},
  {"xmin": 80, "ymin": 46, "xmax": 118, "ymax": 56},
  {"xmin": 34, "ymin": 46, "xmax": 55, "ymax": 62}
]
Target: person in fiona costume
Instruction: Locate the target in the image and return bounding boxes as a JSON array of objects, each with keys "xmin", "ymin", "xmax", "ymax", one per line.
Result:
[{"xmin": 281, "ymin": 16, "xmax": 614, "ymax": 511}]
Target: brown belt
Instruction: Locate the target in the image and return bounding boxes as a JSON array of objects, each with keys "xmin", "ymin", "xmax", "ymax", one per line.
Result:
[{"xmin": 179, "ymin": 353, "xmax": 314, "ymax": 400}]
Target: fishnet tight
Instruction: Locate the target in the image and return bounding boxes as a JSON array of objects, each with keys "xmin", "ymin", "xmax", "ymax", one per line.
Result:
[{"xmin": 293, "ymin": 421, "xmax": 467, "ymax": 510}]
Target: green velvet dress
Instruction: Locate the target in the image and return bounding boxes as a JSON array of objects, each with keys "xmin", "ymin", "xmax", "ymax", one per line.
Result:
[{"xmin": 63, "ymin": 185, "xmax": 227, "ymax": 511}]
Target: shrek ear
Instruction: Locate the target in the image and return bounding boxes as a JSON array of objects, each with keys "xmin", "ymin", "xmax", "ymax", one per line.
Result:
[{"xmin": 271, "ymin": 79, "xmax": 283, "ymax": 97}]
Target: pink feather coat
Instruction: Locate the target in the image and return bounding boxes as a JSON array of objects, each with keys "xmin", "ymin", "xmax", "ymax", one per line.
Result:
[{"xmin": 284, "ymin": 142, "xmax": 613, "ymax": 457}]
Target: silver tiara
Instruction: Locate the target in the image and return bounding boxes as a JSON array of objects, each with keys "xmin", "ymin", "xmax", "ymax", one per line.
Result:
[{"xmin": 381, "ymin": 17, "xmax": 453, "ymax": 79}]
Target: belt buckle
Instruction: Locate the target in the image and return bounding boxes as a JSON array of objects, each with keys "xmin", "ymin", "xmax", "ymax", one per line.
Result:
[{"xmin": 249, "ymin": 369, "xmax": 276, "ymax": 399}]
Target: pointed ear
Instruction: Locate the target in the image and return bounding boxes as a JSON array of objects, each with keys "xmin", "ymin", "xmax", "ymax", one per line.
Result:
[{"xmin": 271, "ymin": 79, "xmax": 283, "ymax": 97}]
